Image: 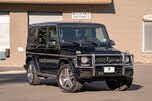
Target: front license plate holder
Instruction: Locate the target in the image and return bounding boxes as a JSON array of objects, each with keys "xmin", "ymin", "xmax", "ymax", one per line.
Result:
[{"xmin": 104, "ymin": 67, "xmax": 115, "ymax": 73}]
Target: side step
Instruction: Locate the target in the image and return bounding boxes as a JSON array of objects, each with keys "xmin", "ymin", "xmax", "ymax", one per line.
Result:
[{"xmin": 37, "ymin": 72, "xmax": 57, "ymax": 78}]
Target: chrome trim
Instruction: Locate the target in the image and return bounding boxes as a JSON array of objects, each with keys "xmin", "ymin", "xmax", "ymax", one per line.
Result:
[
  {"xmin": 95, "ymin": 64, "xmax": 123, "ymax": 66},
  {"xmin": 27, "ymin": 52, "xmax": 75, "ymax": 58},
  {"xmin": 76, "ymin": 53, "xmax": 133, "ymax": 57},
  {"xmin": 125, "ymin": 65, "xmax": 133, "ymax": 68},
  {"xmin": 131, "ymin": 55, "xmax": 134, "ymax": 65},
  {"xmin": 92, "ymin": 54, "xmax": 96, "ymax": 76},
  {"xmin": 76, "ymin": 53, "xmax": 134, "ymax": 76},
  {"xmin": 122, "ymin": 53, "xmax": 125, "ymax": 75},
  {"xmin": 95, "ymin": 54, "xmax": 123, "ymax": 56},
  {"xmin": 77, "ymin": 54, "xmax": 123, "ymax": 56},
  {"xmin": 75, "ymin": 66, "xmax": 94, "ymax": 68}
]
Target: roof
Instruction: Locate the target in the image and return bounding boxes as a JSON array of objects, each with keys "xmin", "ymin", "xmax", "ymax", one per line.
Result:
[
  {"xmin": 30, "ymin": 22, "xmax": 104, "ymax": 27},
  {"xmin": 0, "ymin": 0, "xmax": 112, "ymax": 4}
]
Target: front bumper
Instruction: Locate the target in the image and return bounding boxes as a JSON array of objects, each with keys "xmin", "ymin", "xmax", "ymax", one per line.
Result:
[
  {"xmin": 75, "ymin": 53, "xmax": 134, "ymax": 80},
  {"xmin": 75, "ymin": 66, "xmax": 133, "ymax": 79}
]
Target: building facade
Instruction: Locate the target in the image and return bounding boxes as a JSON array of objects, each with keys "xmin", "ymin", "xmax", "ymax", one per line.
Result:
[{"xmin": 0, "ymin": 0, "xmax": 152, "ymax": 67}]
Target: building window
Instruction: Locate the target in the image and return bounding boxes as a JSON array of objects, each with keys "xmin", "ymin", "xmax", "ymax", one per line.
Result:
[
  {"xmin": 143, "ymin": 21, "xmax": 152, "ymax": 52},
  {"xmin": 0, "ymin": 12, "xmax": 10, "ymax": 60},
  {"xmin": 28, "ymin": 12, "xmax": 62, "ymax": 24}
]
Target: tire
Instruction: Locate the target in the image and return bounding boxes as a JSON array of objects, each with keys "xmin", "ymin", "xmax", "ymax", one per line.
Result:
[
  {"xmin": 106, "ymin": 77, "xmax": 133, "ymax": 91},
  {"xmin": 26, "ymin": 61, "xmax": 41, "ymax": 85},
  {"xmin": 57, "ymin": 64, "xmax": 82, "ymax": 93}
]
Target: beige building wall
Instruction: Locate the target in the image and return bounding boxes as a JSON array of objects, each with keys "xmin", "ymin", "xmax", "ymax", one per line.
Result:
[
  {"xmin": 0, "ymin": 0, "xmax": 152, "ymax": 67},
  {"xmin": 0, "ymin": 12, "xmax": 28, "ymax": 67},
  {"xmin": 0, "ymin": 0, "xmax": 112, "ymax": 4},
  {"xmin": 63, "ymin": 0, "xmax": 152, "ymax": 63}
]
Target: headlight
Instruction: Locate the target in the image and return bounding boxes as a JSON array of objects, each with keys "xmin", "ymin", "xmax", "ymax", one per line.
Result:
[
  {"xmin": 81, "ymin": 57, "xmax": 88, "ymax": 64},
  {"xmin": 125, "ymin": 56, "xmax": 130, "ymax": 63}
]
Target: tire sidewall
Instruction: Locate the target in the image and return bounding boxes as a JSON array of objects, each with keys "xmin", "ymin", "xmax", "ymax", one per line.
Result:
[
  {"xmin": 57, "ymin": 64, "xmax": 78, "ymax": 93},
  {"xmin": 26, "ymin": 61, "xmax": 38, "ymax": 85}
]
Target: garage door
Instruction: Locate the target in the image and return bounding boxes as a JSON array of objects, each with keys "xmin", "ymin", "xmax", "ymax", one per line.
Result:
[
  {"xmin": 0, "ymin": 12, "xmax": 10, "ymax": 60},
  {"xmin": 143, "ymin": 21, "xmax": 152, "ymax": 52},
  {"xmin": 29, "ymin": 12, "xmax": 62, "ymax": 25},
  {"xmin": 0, "ymin": 12, "xmax": 10, "ymax": 50}
]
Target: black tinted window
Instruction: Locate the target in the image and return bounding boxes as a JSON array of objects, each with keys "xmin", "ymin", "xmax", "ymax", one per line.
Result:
[
  {"xmin": 38, "ymin": 27, "xmax": 47, "ymax": 45},
  {"xmin": 28, "ymin": 27, "xmax": 37, "ymax": 46},
  {"xmin": 49, "ymin": 26, "xmax": 57, "ymax": 41}
]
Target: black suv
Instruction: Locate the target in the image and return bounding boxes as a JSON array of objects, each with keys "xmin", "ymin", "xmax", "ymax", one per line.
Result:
[{"xmin": 25, "ymin": 22, "xmax": 134, "ymax": 93}]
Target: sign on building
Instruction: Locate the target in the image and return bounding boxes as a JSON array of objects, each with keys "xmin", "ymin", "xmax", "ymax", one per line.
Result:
[
  {"xmin": 143, "ymin": 14, "xmax": 152, "ymax": 21},
  {"xmin": 72, "ymin": 12, "xmax": 91, "ymax": 19}
]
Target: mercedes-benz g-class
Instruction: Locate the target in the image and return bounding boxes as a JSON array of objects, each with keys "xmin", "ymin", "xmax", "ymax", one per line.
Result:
[{"xmin": 25, "ymin": 22, "xmax": 134, "ymax": 93}]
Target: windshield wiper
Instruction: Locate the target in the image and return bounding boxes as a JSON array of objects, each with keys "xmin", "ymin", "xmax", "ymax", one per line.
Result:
[
  {"xmin": 80, "ymin": 40, "xmax": 99, "ymax": 46},
  {"xmin": 62, "ymin": 41, "xmax": 80, "ymax": 45}
]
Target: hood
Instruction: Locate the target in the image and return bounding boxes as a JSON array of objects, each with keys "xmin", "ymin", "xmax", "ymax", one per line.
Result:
[{"xmin": 61, "ymin": 46, "xmax": 121, "ymax": 54}]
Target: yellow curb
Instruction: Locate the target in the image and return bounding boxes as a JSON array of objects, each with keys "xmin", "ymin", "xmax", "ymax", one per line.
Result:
[{"xmin": 0, "ymin": 70, "xmax": 26, "ymax": 74}]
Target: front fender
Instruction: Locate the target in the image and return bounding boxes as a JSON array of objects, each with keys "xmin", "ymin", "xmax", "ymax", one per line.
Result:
[
  {"xmin": 59, "ymin": 58, "xmax": 75, "ymax": 68},
  {"xmin": 59, "ymin": 58, "xmax": 81, "ymax": 80}
]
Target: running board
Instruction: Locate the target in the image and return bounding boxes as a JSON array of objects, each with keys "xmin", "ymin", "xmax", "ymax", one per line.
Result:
[{"xmin": 37, "ymin": 72, "xmax": 57, "ymax": 78}]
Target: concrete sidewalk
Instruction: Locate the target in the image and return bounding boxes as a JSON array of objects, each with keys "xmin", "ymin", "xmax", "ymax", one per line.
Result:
[{"xmin": 0, "ymin": 67, "xmax": 26, "ymax": 74}]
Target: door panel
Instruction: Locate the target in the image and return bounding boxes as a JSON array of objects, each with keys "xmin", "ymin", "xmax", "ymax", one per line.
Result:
[
  {"xmin": 28, "ymin": 12, "xmax": 62, "ymax": 74},
  {"xmin": 36, "ymin": 27, "xmax": 48, "ymax": 70},
  {"xmin": 43, "ymin": 26, "xmax": 59, "ymax": 75},
  {"xmin": 43, "ymin": 49, "xmax": 60, "ymax": 75}
]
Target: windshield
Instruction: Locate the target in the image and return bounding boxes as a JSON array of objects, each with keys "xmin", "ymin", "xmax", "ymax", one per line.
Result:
[{"xmin": 60, "ymin": 25, "xmax": 110, "ymax": 46}]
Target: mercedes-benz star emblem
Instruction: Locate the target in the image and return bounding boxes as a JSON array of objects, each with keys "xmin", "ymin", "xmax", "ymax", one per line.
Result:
[{"xmin": 104, "ymin": 57, "xmax": 111, "ymax": 64}]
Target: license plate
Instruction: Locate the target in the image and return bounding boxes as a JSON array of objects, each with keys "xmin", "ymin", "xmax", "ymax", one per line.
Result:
[{"xmin": 104, "ymin": 67, "xmax": 115, "ymax": 73}]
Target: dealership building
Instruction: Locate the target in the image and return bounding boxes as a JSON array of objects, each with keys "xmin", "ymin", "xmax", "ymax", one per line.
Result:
[{"xmin": 0, "ymin": 0, "xmax": 152, "ymax": 67}]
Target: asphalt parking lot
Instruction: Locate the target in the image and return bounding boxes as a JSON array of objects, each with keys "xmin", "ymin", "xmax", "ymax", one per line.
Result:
[{"xmin": 0, "ymin": 64, "xmax": 151, "ymax": 101}]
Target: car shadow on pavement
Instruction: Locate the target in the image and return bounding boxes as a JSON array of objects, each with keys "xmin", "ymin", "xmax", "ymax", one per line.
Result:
[
  {"xmin": 0, "ymin": 73, "xmax": 26, "ymax": 85},
  {"xmin": 0, "ymin": 74, "xmax": 143, "ymax": 92},
  {"xmin": 41, "ymin": 79, "xmax": 143, "ymax": 92},
  {"xmin": 128, "ymin": 84, "xmax": 144, "ymax": 91},
  {"xmin": 41, "ymin": 78, "xmax": 58, "ymax": 87},
  {"xmin": 80, "ymin": 81, "xmax": 143, "ymax": 92}
]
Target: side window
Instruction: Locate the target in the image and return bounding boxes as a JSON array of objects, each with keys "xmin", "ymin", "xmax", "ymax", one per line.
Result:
[
  {"xmin": 27, "ymin": 27, "xmax": 37, "ymax": 47},
  {"xmin": 48, "ymin": 26, "xmax": 57, "ymax": 41},
  {"xmin": 96, "ymin": 27, "xmax": 107, "ymax": 42},
  {"xmin": 47, "ymin": 26, "xmax": 58, "ymax": 48},
  {"xmin": 38, "ymin": 27, "xmax": 47, "ymax": 45}
]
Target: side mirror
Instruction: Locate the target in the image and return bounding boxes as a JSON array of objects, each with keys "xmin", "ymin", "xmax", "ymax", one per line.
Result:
[
  {"xmin": 5, "ymin": 48, "xmax": 10, "ymax": 58},
  {"xmin": 110, "ymin": 40, "xmax": 115, "ymax": 46},
  {"xmin": 48, "ymin": 40, "xmax": 57, "ymax": 47}
]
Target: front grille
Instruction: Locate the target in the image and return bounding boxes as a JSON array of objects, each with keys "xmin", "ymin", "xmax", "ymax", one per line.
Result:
[{"xmin": 95, "ymin": 56, "xmax": 122, "ymax": 64}]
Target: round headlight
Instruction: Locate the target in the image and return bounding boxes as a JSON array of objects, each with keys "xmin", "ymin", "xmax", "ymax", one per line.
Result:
[
  {"xmin": 125, "ymin": 56, "xmax": 130, "ymax": 63},
  {"xmin": 81, "ymin": 57, "xmax": 88, "ymax": 64}
]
